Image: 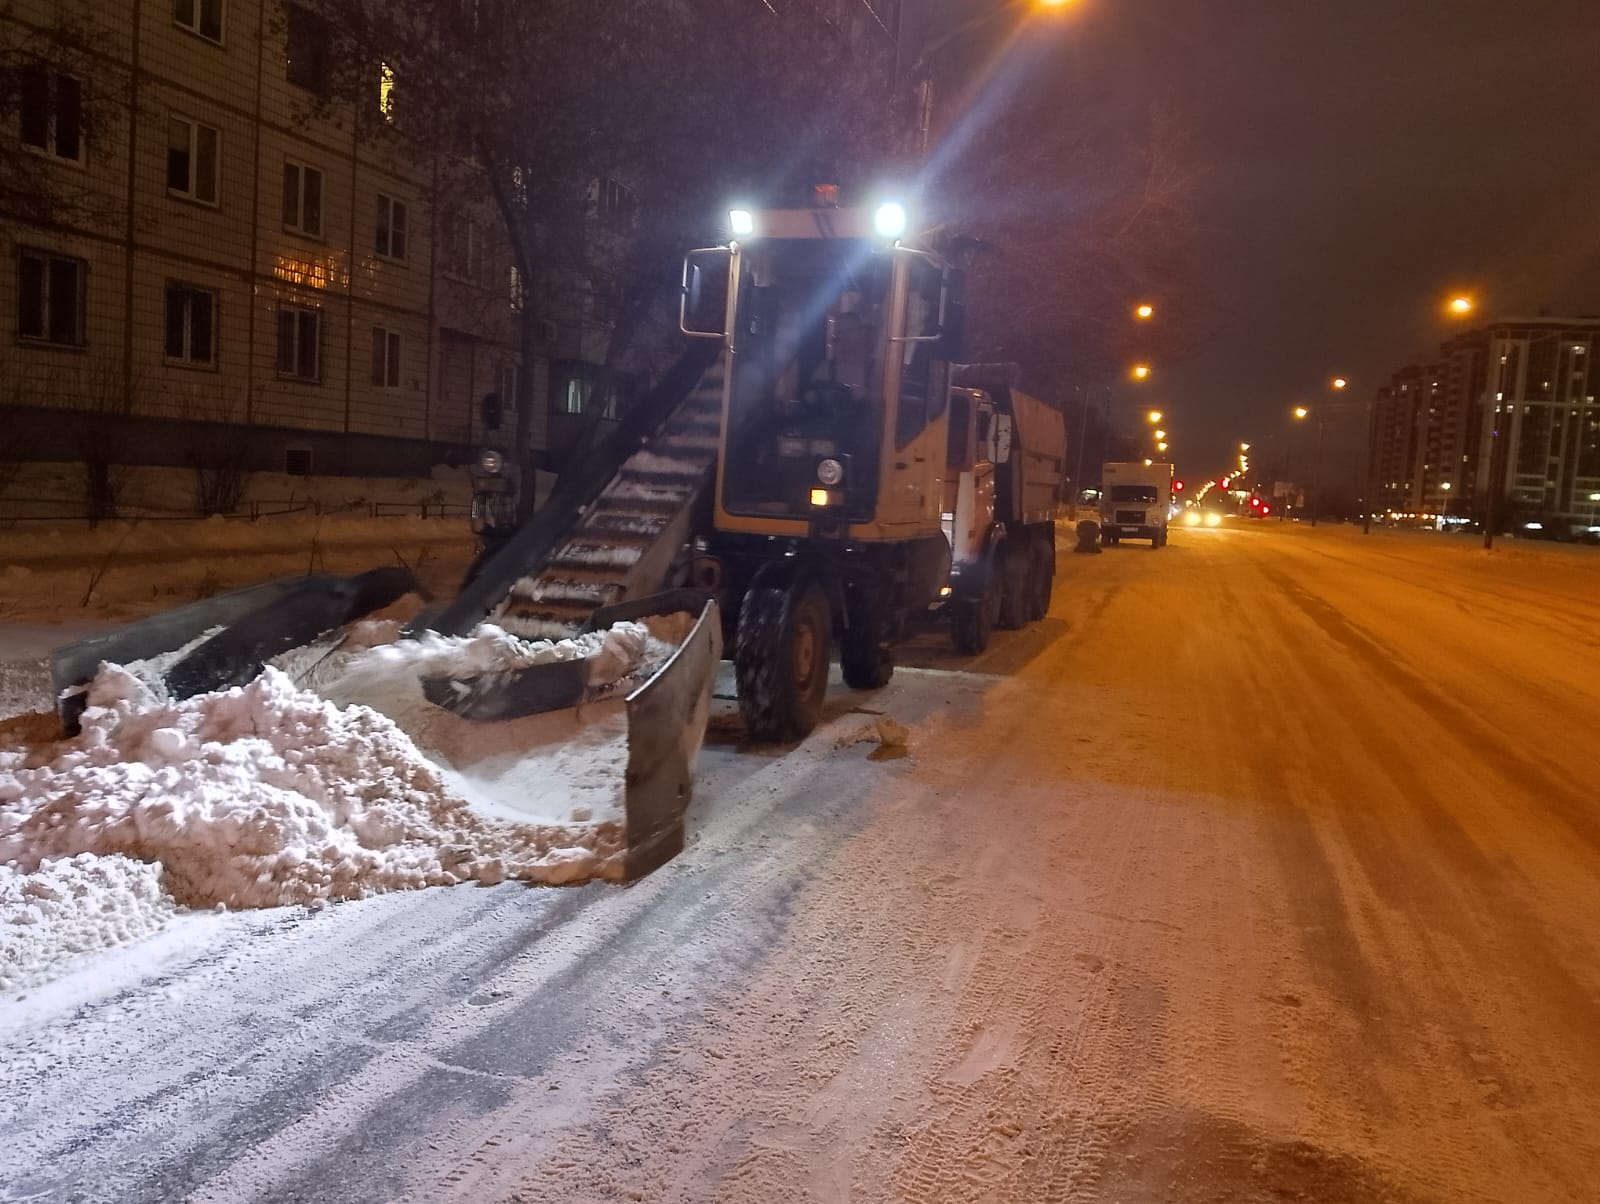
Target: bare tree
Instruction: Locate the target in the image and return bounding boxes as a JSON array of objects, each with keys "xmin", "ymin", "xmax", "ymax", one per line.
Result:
[{"xmin": 303, "ymin": 0, "xmax": 903, "ymax": 509}]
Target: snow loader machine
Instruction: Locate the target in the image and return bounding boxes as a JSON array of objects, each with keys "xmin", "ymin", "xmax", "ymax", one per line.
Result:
[{"xmin": 46, "ymin": 197, "xmax": 980, "ymax": 874}]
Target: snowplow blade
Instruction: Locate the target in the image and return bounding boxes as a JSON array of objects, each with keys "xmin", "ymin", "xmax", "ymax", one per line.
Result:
[
  {"xmin": 616, "ymin": 597, "xmax": 722, "ymax": 877},
  {"xmin": 51, "ymin": 567, "xmax": 421, "ymax": 735}
]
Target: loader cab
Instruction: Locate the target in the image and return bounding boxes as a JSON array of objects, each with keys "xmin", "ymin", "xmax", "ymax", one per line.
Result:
[{"xmin": 682, "ymin": 205, "xmax": 963, "ymax": 541}]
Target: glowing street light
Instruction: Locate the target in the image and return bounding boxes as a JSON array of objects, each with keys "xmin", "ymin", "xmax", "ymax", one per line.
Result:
[
  {"xmin": 1132, "ymin": 363, "xmax": 1152, "ymax": 381},
  {"xmin": 1240, "ymin": 442, "xmax": 1250, "ymax": 452},
  {"xmin": 1135, "ymin": 303, "xmax": 1155, "ymax": 320},
  {"xmin": 1147, "ymin": 410, "xmax": 1163, "ymax": 424},
  {"xmin": 1154, "ymin": 429, "xmax": 1167, "ymax": 440},
  {"xmin": 1449, "ymin": 296, "xmax": 1474, "ymax": 317},
  {"xmin": 1293, "ymin": 405, "xmax": 1310, "ymax": 420},
  {"xmin": 1157, "ymin": 441, "xmax": 1169, "ymax": 452},
  {"xmin": 1332, "ymin": 377, "xmax": 1348, "ymax": 390}
]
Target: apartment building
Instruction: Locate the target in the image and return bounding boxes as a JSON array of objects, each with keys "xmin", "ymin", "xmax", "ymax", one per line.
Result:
[
  {"xmin": 1371, "ymin": 317, "xmax": 1600, "ymax": 530},
  {"xmin": 0, "ymin": 0, "xmax": 544, "ymax": 492}
]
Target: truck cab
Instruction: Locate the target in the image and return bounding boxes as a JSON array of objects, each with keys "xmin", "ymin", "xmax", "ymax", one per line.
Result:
[{"xmin": 1100, "ymin": 461, "xmax": 1173, "ymax": 548}]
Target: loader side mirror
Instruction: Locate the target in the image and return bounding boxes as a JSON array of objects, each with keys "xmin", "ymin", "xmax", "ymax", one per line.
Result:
[{"xmin": 680, "ymin": 247, "xmax": 731, "ymax": 340}]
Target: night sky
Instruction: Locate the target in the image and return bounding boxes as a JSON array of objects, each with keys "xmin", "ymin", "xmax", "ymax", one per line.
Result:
[{"xmin": 1015, "ymin": 0, "xmax": 1600, "ymax": 484}]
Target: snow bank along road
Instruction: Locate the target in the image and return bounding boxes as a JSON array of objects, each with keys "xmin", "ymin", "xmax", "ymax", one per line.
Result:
[{"xmin": 5, "ymin": 523, "xmax": 1600, "ymax": 1202}]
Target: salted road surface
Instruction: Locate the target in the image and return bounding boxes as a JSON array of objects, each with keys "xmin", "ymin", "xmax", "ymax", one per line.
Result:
[{"xmin": 5, "ymin": 524, "xmax": 1599, "ymax": 1203}]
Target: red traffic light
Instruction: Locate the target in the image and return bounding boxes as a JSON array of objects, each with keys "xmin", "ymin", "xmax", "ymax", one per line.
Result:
[
  {"xmin": 1173, "ymin": 479, "xmax": 1185, "ymax": 492},
  {"xmin": 1249, "ymin": 496, "xmax": 1263, "ymax": 509}
]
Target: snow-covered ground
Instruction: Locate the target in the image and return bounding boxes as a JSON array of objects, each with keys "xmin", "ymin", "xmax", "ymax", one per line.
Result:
[{"xmin": 3, "ymin": 520, "xmax": 1600, "ymax": 1202}]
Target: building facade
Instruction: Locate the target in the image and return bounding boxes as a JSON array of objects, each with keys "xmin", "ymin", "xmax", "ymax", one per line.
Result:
[
  {"xmin": 1372, "ymin": 317, "xmax": 1600, "ymax": 533},
  {"xmin": 0, "ymin": 0, "xmax": 554, "ymax": 492}
]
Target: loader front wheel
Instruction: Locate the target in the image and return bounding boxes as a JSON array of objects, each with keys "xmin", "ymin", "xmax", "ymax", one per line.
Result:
[{"xmin": 736, "ymin": 580, "xmax": 832, "ymax": 742}]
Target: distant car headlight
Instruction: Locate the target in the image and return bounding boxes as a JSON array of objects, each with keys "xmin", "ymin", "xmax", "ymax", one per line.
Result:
[
  {"xmin": 1205, "ymin": 511, "xmax": 1222, "ymax": 527},
  {"xmin": 1184, "ymin": 510, "xmax": 1202, "ymax": 527},
  {"xmin": 816, "ymin": 457, "xmax": 845, "ymax": 487},
  {"xmin": 478, "ymin": 449, "xmax": 504, "ymax": 474}
]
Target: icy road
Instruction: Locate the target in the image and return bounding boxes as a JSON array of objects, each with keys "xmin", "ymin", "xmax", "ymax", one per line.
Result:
[{"xmin": 5, "ymin": 523, "xmax": 1600, "ymax": 1203}]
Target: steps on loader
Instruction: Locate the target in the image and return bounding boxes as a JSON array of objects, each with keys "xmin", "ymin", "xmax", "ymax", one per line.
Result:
[{"xmin": 489, "ymin": 363, "xmax": 723, "ymax": 642}]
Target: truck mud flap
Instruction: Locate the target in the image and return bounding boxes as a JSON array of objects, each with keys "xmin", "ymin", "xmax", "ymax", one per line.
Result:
[{"xmin": 51, "ymin": 567, "xmax": 420, "ymax": 734}]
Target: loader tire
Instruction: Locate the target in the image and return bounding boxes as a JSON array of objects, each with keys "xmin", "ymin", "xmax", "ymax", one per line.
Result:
[
  {"xmin": 998, "ymin": 539, "xmax": 1029, "ymax": 630},
  {"xmin": 736, "ymin": 580, "xmax": 831, "ymax": 742},
  {"xmin": 841, "ymin": 588, "xmax": 894, "ymax": 690},
  {"xmin": 1028, "ymin": 527, "xmax": 1055, "ymax": 621}
]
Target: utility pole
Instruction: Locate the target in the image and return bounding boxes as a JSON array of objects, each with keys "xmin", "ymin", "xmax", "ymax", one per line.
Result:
[{"xmin": 1310, "ymin": 419, "xmax": 1326, "ymax": 527}]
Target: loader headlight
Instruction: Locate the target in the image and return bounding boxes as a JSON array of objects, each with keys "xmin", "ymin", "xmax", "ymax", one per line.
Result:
[
  {"xmin": 729, "ymin": 208, "xmax": 755, "ymax": 237},
  {"xmin": 873, "ymin": 202, "xmax": 908, "ymax": 239},
  {"xmin": 477, "ymin": 449, "xmax": 504, "ymax": 474},
  {"xmin": 816, "ymin": 457, "xmax": 845, "ymax": 487}
]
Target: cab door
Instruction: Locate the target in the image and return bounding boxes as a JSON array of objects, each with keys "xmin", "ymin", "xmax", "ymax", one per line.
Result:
[{"xmin": 877, "ymin": 253, "xmax": 952, "ymax": 531}]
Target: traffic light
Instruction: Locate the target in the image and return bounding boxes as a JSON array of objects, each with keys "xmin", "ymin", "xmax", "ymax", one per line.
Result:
[
  {"xmin": 1173, "ymin": 479, "xmax": 1185, "ymax": 492},
  {"xmin": 1249, "ymin": 496, "xmax": 1263, "ymax": 510}
]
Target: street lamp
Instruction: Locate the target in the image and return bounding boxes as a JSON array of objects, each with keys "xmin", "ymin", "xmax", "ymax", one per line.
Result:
[
  {"xmin": 1332, "ymin": 377, "xmax": 1348, "ymax": 391},
  {"xmin": 1154, "ymin": 429, "xmax": 1166, "ymax": 440},
  {"xmin": 1449, "ymin": 295, "xmax": 1475, "ymax": 317},
  {"xmin": 903, "ymin": 0, "xmax": 1078, "ymax": 151},
  {"xmin": 1281, "ymin": 405, "xmax": 1310, "ymax": 522},
  {"xmin": 1135, "ymin": 303, "xmax": 1155, "ymax": 320},
  {"xmin": 1132, "ymin": 364, "xmax": 1152, "ymax": 381},
  {"xmin": 1240, "ymin": 442, "xmax": 1250, "ymax": 452},
  {"xmin": 1147, "ymin": 409, "xmax": 1163, "ymax": 423},
  {"xmin": 1157, "ymin": 441, "xmax": 1168, "ymax": 452}
]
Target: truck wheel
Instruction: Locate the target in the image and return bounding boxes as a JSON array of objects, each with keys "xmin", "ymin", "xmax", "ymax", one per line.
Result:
[
  {"xmin": 736, "ymin": 580, "xmax": 831, "ymax": 742},
  {"xmin": 952, "ymin": 548, "xmax": 1002, "ymax": 654},
  {"xmin": 998, "ymin": 540, "xmax": 1029, "ymax": 630},
  {"xmin": 840, "ymin": 587, "xmax": 894, "ymax": 690},
  {"xmin": 1027, "ymin": 528, "xmax": 1055, "ymax": 620}
]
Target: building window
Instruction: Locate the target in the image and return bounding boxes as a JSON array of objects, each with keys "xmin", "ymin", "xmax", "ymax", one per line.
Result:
[
  {"xmin": 284, "ymin": 447, "xmax": 313, "ymax": 476},
  {"xmin": 375, "ymin": 194, "xmax": 407, "ymax": 260},
  {"xmin": 173, "ymin": 0, "xmax": 223, "ymax": 42},
  {"xmin": 275, "ymin": 304, "xmax": 320, "ymax": 381},
  {"xmin": 378, "ymin": 62, "xmax": 397, "ymax": 122},
  {"xmin": 592, "ymin": 177, "xmax": 636, "ymax": 231},
  {"xmin": 284, "ymin": 4, "xmax": 330, "ymax": 93},
  {"xmin": 17, "ymin": 248, "xmax": 86, "ymax": 346},
  {"xmin": 167, "ymin": 117, "xmax": 219, "ymax": 204},
  {"xmin": 444, "ymin": 216, "xmax": 482, "ymax": 281},
  {"xmin": 370, "ymin": 327, "xmax": 400, "ymax": 388},
  {"xmin": 164, "ymin": 283, "xmax": 216, "ymax": 365},
  {"xmin": 282, "ymin": 161, "xmax": 323, "ymax": 236},
  {"xmin": 19, "ymin": 66, "xmax": 83, "ymax": 162}
]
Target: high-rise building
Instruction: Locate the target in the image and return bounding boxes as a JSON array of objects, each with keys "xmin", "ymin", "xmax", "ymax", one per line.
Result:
[{"xmin": 1372, "ymin": 317, "xmax": 1600, "ymax": 532}]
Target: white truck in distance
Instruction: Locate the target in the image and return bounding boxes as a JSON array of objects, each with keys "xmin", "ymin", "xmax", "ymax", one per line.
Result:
[{"xmin": 1100, "ymin": 461, "xmax": 1173, "ymax": 548}]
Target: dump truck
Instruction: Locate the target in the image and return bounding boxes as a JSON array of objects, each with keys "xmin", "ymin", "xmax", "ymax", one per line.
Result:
[
  {"xmin": 939, "ymin": 366, "xmax": 1066, "ymax": 653},
  {"xmin": 1100, "ymin": 460, "xmax": 1174, "ymax": 548}
]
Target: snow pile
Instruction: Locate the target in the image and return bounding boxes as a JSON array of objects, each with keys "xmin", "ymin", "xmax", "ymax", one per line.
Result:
[
  {"xmin": 0, "ymin": 853, "xmax": 175, "ymax": 992},
  {"xmin": 0, "ymin": 666, "xmax": 624, "ymax": 913}
]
